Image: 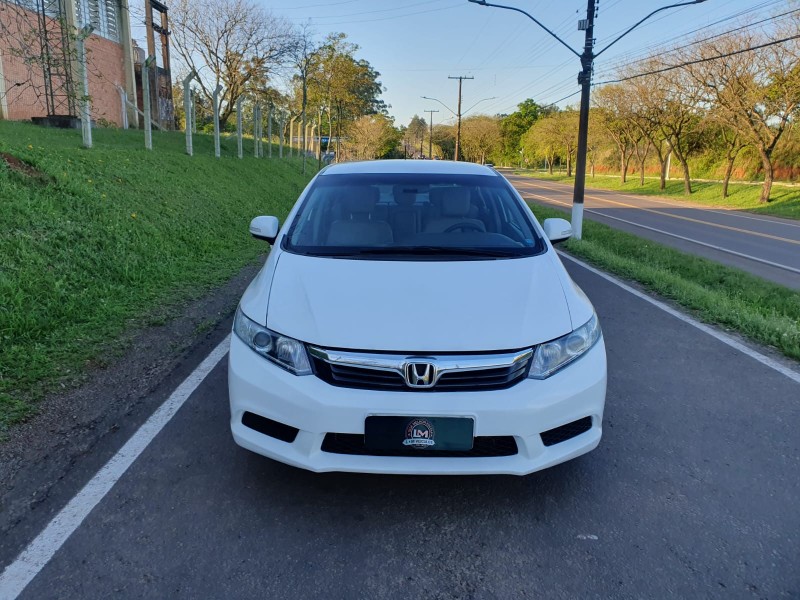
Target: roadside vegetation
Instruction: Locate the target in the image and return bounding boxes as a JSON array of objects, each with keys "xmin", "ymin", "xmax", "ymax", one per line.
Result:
[
  {"xmin": 528, "ymin": 204, "xmax": 800, "ymax": 363},
  {"xmin": 399, "ymin": 8, "xmax": 800, "ymax": 209},
  {"xmin": 515, "ymin": 171, "xmax": 800, "ymax": 220},
  {"xmin": 0, "ymin": 122, "xmax": 312, "ymax": 431}
]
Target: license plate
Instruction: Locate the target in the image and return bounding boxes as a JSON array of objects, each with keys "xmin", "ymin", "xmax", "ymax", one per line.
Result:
[{"xmin": 365, "ymin": 416, "xmax": 474, "ymax": 451}]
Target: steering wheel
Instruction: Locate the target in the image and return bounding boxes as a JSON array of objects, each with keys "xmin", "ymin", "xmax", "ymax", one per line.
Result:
[{"xmin": 444, "ymin": 222, "xmax": 483, "ymax": 233}]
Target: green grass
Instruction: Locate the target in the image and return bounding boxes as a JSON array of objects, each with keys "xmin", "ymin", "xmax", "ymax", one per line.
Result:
[
  {"xmin": 515, "ymin": 171, "xmax": 800, "ymax": 220},
  {"xmin": 0, "ymin": 121, "xmax": 315, "ymax": 431},
  {"xmin": 529, "ymin": 204, "xmax": 800, "ymax": 362}
]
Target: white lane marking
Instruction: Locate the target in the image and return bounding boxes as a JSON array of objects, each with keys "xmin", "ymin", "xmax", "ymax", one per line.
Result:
[
  {"xmin": 510, "ymin": 174, "xmax": 800, "ymax": 230},
  {"xmin": 559, "ymin": 253, "xmax": 800, "ymax": 385},
  {"xmin": 0, "ymin": 335, "xmax": 231, "ymax": 600},
  {"xmin": 525, "ymin": 192, "xmax": 800, "ymax": 276}
]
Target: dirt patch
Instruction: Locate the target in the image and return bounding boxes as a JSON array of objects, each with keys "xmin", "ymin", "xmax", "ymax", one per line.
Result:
[
  {"xmin": 0, "ymin": 152, "xmax": 53, "ymax": 185},
  {"xmin": 1, "ymin": 152, "xmax": 46, "ymax": 179},
  {"xmin": 0, "ymin": 259, "xmax": 263, "ymax": 562}
]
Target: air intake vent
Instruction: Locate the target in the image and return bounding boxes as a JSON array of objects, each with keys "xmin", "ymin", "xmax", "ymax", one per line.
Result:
[
  {"xmin": 321, "ymin": 433, "xmax": 518, "ymax": 457},
  {"xmin": 242, "ymin": 412, "xmax": 299, "ymax": 443},
  {"xmin": 540, "ymin": 417, "xmax": 592, "ymax": 447}
]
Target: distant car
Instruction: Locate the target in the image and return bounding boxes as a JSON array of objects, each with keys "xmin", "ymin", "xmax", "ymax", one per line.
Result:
[{"xmin": 228, "ymin": 160, "xmax": 607, "ymax": 475}]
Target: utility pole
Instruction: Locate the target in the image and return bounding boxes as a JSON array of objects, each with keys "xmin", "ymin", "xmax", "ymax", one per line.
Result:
[
  {"xmin": 448, "ymin": 75, "xmax": 473, "ymax": 161},
  {"xmin": 467, "ymin": 0, "xmax": 707, "ymax": 240},
  {"xmin": 425, "ymin": 109, "xmax": 439, "ymax": 159},
  {"xmin": 571, "ymin": 0, "xmax": 598, "ymax": 239}
]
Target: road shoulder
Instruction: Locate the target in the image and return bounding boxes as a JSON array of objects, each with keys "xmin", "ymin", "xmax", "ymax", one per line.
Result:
[{"xmin": 0, "ymin": 260, "xmax": 259, "ymax": 570}]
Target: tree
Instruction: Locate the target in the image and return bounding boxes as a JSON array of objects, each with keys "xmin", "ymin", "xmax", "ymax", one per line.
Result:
[
  {"xmin": 405, "ymin": 115, "xmax": 427, "ymax": 157},
  {"xmin": 432, "ymin": 124, "xmax": 456, "ymax": 160},
  {"xmin": 299, "ymin": 32, "xmax": 387, "ymax": 160},
  {"xmin": 551, "ymin": 110, "xmax": 579, "ymax": 177},
  {"xmin": 288, "ymin": 23, "xmax": 320, "ymax": 157},
  {"xmin": 593, "ymin": 85, "xmax": 637, "ymax": 183},
  {"xmin": 344, "ymin": 114, "xmax": 399, "ymax": 160},
  {"xmin": 683, "ymin": 22, "xmax": 800, "ymax": 202},
  {"xmin": 626, "ymin": 76, "xmax": 670, "ymax": 190},
  {"xmin": 170, "ymin": 0, "xmax": 294, "ymax": 127},
  {"xmin": 460, "ymin": 115, "xmax": 502, "ymax": 164},
  {"xmin": 522, "ymin": 118, "xmax": 559, "ymax": 174},
  {"xmin": 498, "ymin": 99, "xmax": 545, "ymax": 164}
]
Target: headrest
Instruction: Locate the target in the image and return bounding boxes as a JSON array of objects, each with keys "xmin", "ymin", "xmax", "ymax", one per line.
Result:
[
  {"xmin": 393, "ymin": 184, "xmax": 417, "ymax": 207},
  {"xmin": 440, "ymin": 187, "xmax": 471, "ymax": 216},
  {"xmin": 343, "ymin": 187, "xmax": 379, "ymax": 215},
  {"xmin": 429, "ymin": 187, "xmax": 447, "ymax": 207}
]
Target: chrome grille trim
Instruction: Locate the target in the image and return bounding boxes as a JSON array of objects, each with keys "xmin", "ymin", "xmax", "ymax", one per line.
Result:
[{"xmin": 308, "ymin": 346, "xmax": 533, "ymax": 391}]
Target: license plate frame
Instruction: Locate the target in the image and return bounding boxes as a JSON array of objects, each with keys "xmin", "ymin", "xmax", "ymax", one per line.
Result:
[{"xmin": 364, "ymin": 416, "xmax": 475, "ymax": 451}]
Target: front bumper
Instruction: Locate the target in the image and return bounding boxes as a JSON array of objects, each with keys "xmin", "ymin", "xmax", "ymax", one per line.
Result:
[{"xmin": 228, "ymin": 335, "xmax": 607, "ymax": 475}]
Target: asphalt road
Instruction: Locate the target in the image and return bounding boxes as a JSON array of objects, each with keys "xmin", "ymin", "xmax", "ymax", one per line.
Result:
[
  {"xmin": 502, "ymin": 171, "xmax": 800, "ymax": 290},
  {"xmin": 1, "ymin": 257, "xmax": 798, "ymax": 599}
]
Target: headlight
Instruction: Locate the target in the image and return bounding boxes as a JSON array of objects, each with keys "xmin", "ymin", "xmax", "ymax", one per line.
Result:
[
  {"xmin": 529, "ymin": 313, "xmax": 601, "ymax": 379},
  {"xmin": 233, "ymin": 307, "xmax": 312, "ymax": 375}
]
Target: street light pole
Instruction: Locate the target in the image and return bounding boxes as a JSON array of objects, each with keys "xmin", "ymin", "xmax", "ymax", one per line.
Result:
[{"xmin": 467, "ymin": 0, "xmax": 708, "ymax": 239}]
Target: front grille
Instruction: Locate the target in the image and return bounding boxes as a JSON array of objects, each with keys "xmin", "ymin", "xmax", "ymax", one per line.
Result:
[
  {"xmin": 540, "ymin": 417, "xmax": 592, "ymax": 447},
  {"xmin": 241, "ymin": 411, "xmax": 299, "ymax": 443},
  {"xmin": 321, "ymin": 361, "xmax": 406, "ymax": 390},
  {"xmin": 310, "ymin": 352, "xmax": 531, "ymax": 392},
  {"xmin": 321, "ymin": 433, "xmax": 518, "ymax": 457}
]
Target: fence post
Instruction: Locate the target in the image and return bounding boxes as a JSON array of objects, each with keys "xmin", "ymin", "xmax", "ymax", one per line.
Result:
[
  {"xmin": 183, "ymin": 71, "xmax": 196, "ymax": 156},
  {"xmin": 76, "ymin": 25, "xmax": 93, "ymax": 149},
  {"xmin": 279, "ymin": 111, "xmax": 285, "ymax": 158},
  {"xmin": 117, "ymin": 86, "xmax": 128, "ymax": 130},
  {"xmin": 258, "ymin": 105, "xmax": 264, "ymax": 158},
  {"xmin": 267, "ymin": 103, "xmax": 273, "ymax": 158},
  {"xmin": 212, "ymin": 84, "xmax": 222, "ymax": 158},
  {"xmin": 142, "ymin": 56, "xmax": 155, "ymax": 150},
  {"xmin": 236, "ymin": 97, "xmax": 243, "ymax": 159},
  {"xmin": 191, "ymin": 90, "xmax": 196, "ymax": 134},
  {"xmin": 252, "ymin": 103, "xmax": 259, "ymax": 158}
]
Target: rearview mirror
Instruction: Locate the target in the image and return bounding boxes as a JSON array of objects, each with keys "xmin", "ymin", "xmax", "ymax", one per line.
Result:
[
  {"xmin": 542, "ymin": 218, "xmax": 573, "ymax": 244},
  {"xmin": 249, "ymin": 216, "xmax": 280, "ymax": 244}
]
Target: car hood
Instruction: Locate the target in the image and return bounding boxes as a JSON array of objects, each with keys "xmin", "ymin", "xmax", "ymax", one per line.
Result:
[{"xmin": 262, "ymin": 251, "xmax": 574, "ymax": 352}]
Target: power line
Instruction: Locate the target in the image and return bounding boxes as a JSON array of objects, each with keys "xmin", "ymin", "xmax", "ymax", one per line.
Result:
[
  {"xmin": 595, "ymin": 34, "xmax": 800, "ymax": 86},
  {"xmin": 544, "ymin": 89, "xmax": 581, "ymax": 107},
  {"xmin": 597, "ymin": 6, "xmax": 799, "ymax": 78},
  {"xmin": 595, "ymin": 0, "xmax": 786, "ymax": 75}
]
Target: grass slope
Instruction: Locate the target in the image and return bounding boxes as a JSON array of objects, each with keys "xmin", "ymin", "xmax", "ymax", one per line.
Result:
[
  {"xmin": 0, "ymin": 122, "xmax": 314, "ymax": 430},
  {"xmin": 515, "ymin": 171, "xmax": 800, "ymax": 220},
  {"xmin": 529, "ymin": 204, "xmax": 800, "ymax": 362}
]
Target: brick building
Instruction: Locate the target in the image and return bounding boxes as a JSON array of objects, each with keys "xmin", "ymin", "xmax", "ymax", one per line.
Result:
[{"xmin": 0, "ymin": 0, "xmax": 137, "ymax": 127}]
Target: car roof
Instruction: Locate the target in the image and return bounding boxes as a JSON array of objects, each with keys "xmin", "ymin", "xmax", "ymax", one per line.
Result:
[{"xmin": 320, "ymin": 160, "xmax": 499, "ymax": 177}]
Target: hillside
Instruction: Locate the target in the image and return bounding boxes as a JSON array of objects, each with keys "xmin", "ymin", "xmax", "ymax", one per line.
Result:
[{"xmin": 0, "ymin": 122, "xmax": 314, "ymax": 430}]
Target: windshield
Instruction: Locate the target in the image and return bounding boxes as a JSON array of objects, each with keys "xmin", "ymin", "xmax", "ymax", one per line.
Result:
[{"xmin": 282, "ymin": 172, "xmax": 545, "ymax": 259}]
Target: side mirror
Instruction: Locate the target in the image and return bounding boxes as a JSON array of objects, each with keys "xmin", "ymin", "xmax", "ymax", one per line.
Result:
[
  {"xmin": 249, "ymin": 216, "xmax": 280, "ymax": 244},
  {"xmin": 542, "ymin": 218, "xmax": 573, "ymax": 244}
]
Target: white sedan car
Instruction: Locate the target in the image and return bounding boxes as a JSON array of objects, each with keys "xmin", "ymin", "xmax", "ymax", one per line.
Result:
[{"xmin": 228, "ymin": 160, "xmax": 606, "ymax": 475}]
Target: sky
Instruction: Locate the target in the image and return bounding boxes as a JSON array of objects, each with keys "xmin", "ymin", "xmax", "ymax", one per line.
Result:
[
  {"xmin": 259, "ymin": 0, "xmax": 785, "ymax": 127},
  {"xmin": 126, "ymin": 0, "xmax": 787, "ymax": 124}
]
